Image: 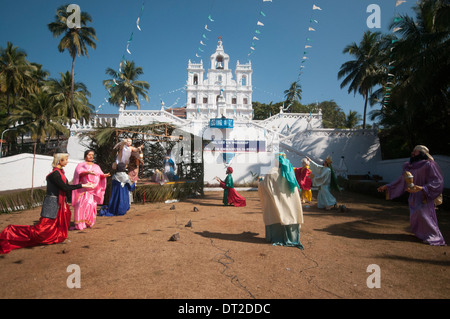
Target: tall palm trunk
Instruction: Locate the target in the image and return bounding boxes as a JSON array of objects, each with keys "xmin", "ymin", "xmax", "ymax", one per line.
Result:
[
  {"xmin": 70, "ymin": 55, "xmax": 76, "ymax": 119},
  {"xmin": 362, "ymin": 93, "xmax": 368, "ymax": 129}
]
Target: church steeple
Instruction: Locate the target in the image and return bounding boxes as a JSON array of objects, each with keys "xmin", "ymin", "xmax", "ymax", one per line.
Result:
[{"xmin": 210, "ymin": 36, "xmax": 229, "ymax": 70}]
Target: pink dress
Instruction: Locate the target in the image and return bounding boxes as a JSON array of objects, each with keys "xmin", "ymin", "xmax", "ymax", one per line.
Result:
[{"xmin": 72, "ymin": 162, "xmax": 107, "ymax": 230}]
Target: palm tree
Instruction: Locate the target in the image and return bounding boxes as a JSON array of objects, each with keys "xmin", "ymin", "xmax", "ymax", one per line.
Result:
[
  {"xmin": 338, "ymin": 31, "xmax": 385, "ymax": 129},
  {"xmin": 345, "ymin": 110, "xmax": 362, "ymax": 129},
  {"xmin": 48, "ymin": 4, "xmax": 97, "ymax": 120},
  {"xmin": 10, "ymin": 91, "xmax": 68, "ymax": 196},
  {"xmin": 0, "ymin": 42, "xmax": 36, "ymax": 114},
  {"xmin": 373, "ymin": 0, "xmax": 450, "ymax": 155},
  {"xmin": 103, "ymin": 60, "xmax": 150, "ymax": 110},
  {"xmin": 283, "ymin": 81, "xmax": 302, "ymax": 112},
  {"xmin": 45, "ymin": 71, "xmax": 93, "ymax": 121}
]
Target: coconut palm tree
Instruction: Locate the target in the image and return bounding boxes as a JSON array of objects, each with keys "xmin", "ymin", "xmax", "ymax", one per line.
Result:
[
  {"xmin": 374, "ymin": 0, "xmax": 450, "ymax": 156},
  {"xmin": 10, "ymin": 91, "xmax": 68, "ymax": 196},
  {"xmin": 0, "ymin": 42, "xmax": 36, "ymax": 115},
  {"xmin": 283, "ymin": 81, "xmax": 302, "ymax": 112},
  {"xmin": 44, "ymin": 71, "xmax": 94, "ymax": 121},
  {"xmin": 345, "ymin": 110, "xmax": 362, "ymax": 129},
  {"xmin": 48, "ymin": 4, "xmax": 97, "ymax": 120},
  {"xmin": 103, "ymin": 60, "xmax": 150, "ymax": 110},
  {"xmin": 338, "ymin": 31, "xmax": 385, "ymax": 129}
]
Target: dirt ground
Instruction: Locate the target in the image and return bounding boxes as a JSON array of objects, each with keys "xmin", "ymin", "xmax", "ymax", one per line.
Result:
[{"xmin": 0, "ymin": 189, "xmax": 449, "ymax": 300}]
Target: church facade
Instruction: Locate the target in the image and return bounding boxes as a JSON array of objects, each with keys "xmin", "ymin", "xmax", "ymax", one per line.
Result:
[{"xmin": 186, "ymin": 37, "xmax": 253, "ymax": 121}]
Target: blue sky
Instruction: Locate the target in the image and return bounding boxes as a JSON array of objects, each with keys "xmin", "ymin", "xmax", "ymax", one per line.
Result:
[{"xmin": 0, "ymin": 0, "xmax": 416, "ymax": 120}]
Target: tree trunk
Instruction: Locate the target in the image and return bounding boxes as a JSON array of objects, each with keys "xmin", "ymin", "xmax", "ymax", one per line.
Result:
[
  {"xmin": 363, "ymin": 93, "xmax": 368, "ymax": 129},
  {"xmin": 70, "ymin": 55, "xmax": 76, "ymax": 119},
  {"xmin": 31, "ymin": 140, "xmax": 37, "ymax": 198}
]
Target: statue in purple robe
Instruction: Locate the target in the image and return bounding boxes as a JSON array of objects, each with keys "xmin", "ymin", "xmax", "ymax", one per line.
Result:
[{"xmin": 377, "ymin": 145, "xmax": 445, "ymax": 246}]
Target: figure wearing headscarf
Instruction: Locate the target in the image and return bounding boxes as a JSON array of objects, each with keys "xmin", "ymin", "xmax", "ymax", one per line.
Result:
[
  {"xmin": 294, "ymin": 158, "xmax": 313, "ymax": 204},
  {"xmin": 258, "ymin": 153, "xmax": 304, "ymax": 249},
  {"xmin": 99, "ymin": 163, "xmax": 136, "ymax": 216},
  {"xmin": 377, "ymin": 145, "xmax": 445, "ymax": 245},
  {"xmin": 216, "ymin": 167, "xmax": 246, "ymax": 207},
  {"xmin": 307, "ymin": 156, "xmax": 339, "ymax": 210},
  {"xmin": 163, "ymin": 151, "xmax": 179, "ymax": 181}
]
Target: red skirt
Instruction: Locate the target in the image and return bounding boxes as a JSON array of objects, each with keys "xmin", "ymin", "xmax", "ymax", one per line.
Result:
[
  {"xmin": 0, "ymin": 200, "xmax": 71, "ymax": 254},
  {"xmin": 227, "ymin": 188, "xmax": 247, "ymax": 207}
]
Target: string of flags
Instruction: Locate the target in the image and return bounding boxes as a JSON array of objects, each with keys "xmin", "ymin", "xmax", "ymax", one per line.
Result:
[
  {"xmin": 194, "ymin": 3, "xmax": 218, "ymax": 59},
  {"xmin": 96, "ymin": 1, "xmax": 146, "ymax": 113},
  {"xmin": 247, "ymin": 0, "xmax": 273, "ymax": 57},
  {"xmin": 383, "ymin": 0, "xmax": 408, "ymax": 108},
  {"xmin": 298, "ymin": 3, "xmax": 323, "ymax": 79},
  {"xmin": 158, "ymin": 86, "xmax": 187, "ymax": 110}
]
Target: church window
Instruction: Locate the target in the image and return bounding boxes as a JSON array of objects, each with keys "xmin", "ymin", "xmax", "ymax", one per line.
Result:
[
  {"xmin": 193, "ymin": 75, "xmax": 198, "ymax": 85},
  {"xmin": 203, "ymin": 97, "xmax": 208, "ymax": 104},
  {"xmin": 243, "ymin": 98, "xmax": 248, "ymax": 105},
  {"xmin": 241, "ymin": 76, "xmax": 247, "ymax": 86},
  {"xmin": 191, "ymin": 97, "xmax": 196, "ymax": 104},
  {"xmin": 218, "ymin": 75, "xmax": 222, "ymax": 83},
  {"xmin": 232, "ymin": 98, "xmax": 237, "ymax": 104}
]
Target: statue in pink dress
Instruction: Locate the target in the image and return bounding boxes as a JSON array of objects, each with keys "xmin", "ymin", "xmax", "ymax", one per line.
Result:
[{"xmin": 72, "ymin": 150, "xmax": 110, "ymax": 230}]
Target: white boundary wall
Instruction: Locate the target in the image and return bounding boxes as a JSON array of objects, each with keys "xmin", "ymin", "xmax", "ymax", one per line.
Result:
[
  {"xmin": 376, "ymin": 155, "xmax": 450, "ymax": 188},
  {"xmin": 0, "ymin": 153, "xmax": 82, "ymax": 192}
]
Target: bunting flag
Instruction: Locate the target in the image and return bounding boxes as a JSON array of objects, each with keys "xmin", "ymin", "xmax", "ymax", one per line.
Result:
[
  {"xmin": 95, "ymin": 1, "xmax": 146, "ymax": 114},
  {"xmin": 246, "ymin": 0, "xmax": 272, "ymax": 56},
  {"xmin": 296, "ymin": 3, "xmax": 323, "ymax": 79},
  {"xmin": 194, "ymin": 0, "xmax": 218, "ymax": 59}
]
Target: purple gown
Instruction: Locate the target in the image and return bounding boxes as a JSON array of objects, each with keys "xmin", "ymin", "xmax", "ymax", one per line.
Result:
[{"xmin": 386, "ymin": 160, "xmax": 446, "ymax": 246}]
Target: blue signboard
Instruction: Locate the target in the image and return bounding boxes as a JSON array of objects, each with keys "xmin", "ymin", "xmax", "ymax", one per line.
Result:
[{"xmin": 209, "ymin": 118, "xmax": 234, "ymax": 128}]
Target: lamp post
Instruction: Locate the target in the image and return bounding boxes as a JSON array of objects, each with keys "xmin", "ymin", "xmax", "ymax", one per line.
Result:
[{"xmin": 0, "ymin": 128, "xmax": 17, "ymax": 158}]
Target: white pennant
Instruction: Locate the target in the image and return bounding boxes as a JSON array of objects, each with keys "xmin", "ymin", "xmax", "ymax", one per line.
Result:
[{"xmin": 136, "ymin": 17, "xmax": 141, "ymax": 31}]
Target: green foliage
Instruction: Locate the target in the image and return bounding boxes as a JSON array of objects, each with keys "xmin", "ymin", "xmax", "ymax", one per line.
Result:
[
  {"xmin": 103, "ymin": 60, "xmax": 150, "ymax": 110},
  {"xmin": 342, "ymin": 0, "xmax": 450, "ymax": 157}
]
